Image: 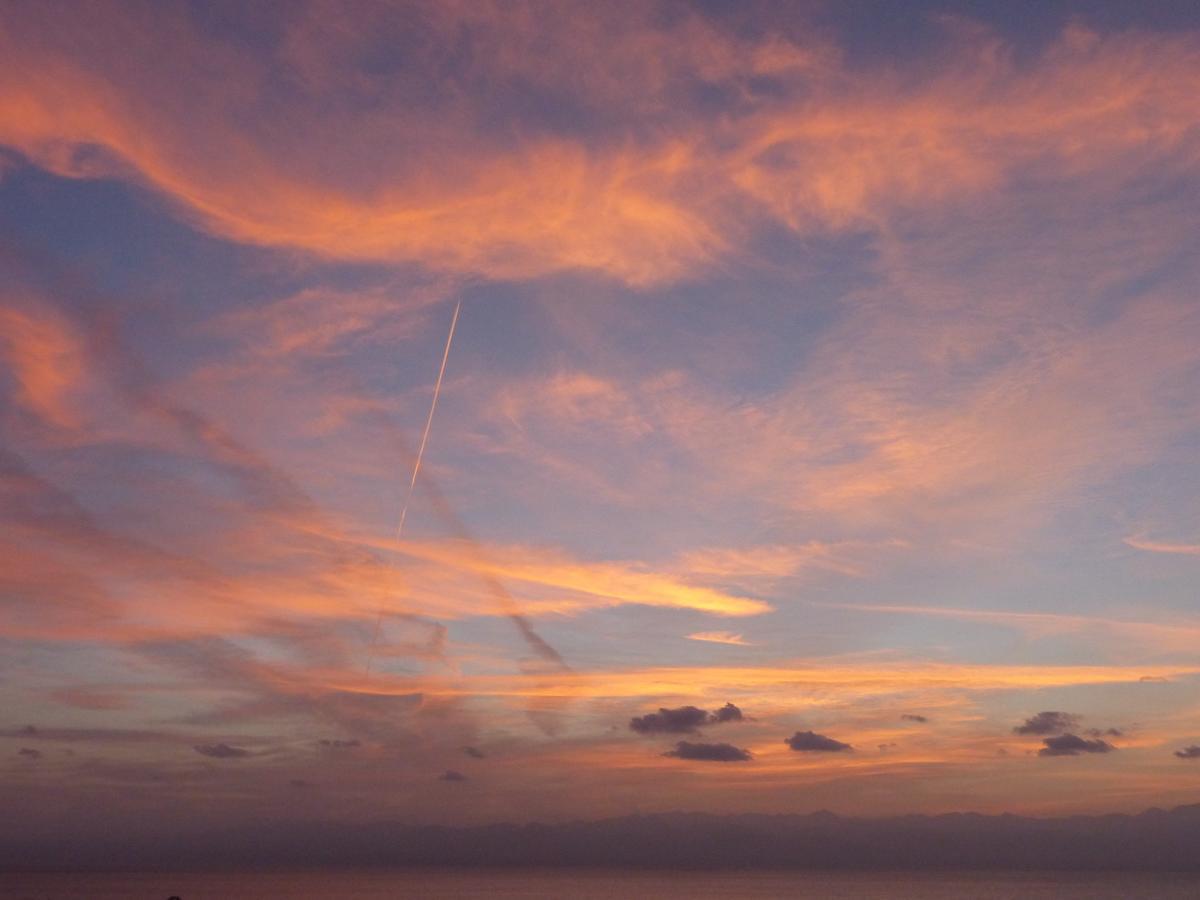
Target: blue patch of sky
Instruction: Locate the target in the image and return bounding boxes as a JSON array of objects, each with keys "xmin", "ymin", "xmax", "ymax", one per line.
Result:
[{"xmin": 0, "ymin": 163, "xmax": 423, "ymax": 379}]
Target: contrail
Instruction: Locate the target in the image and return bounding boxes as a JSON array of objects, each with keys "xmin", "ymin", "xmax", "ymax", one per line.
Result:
[
  {"xmin": 365, "ymin": 299, "xmax": 461, "ymax": 675},
  {"xmin": 397, "ymin": 298, "xmax": 461, "ymax": 540}
]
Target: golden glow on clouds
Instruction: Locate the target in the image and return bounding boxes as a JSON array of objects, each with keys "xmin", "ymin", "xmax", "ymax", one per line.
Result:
[
  {"xmin": 389, "ymin": 538, "xmax": 773, "ymax": 618},
  {"xmin": 337, "ymin": 661, "xmax": 1196, "ymax": 701}
]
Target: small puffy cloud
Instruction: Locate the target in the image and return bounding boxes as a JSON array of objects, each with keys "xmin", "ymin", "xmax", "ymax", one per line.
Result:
[
  {"xmin": 1038, "ymin": 734, "xmax": 1115, "ymax": 757},
  {"xmin": 630, "ymin": 703, "xmax": 746, "ymax": 734},
  {"xmin": 631, "ymin": 706, "xmax": 710, "ymax": 734},
  {"xmin": 193, "ymin": 743, "xmax": 250, "ymax": 759},
  {"xmin": 1175, "ymin": 745, "xmax": 1200, "ymax": 759},
  {"xmin": 463, "ymin": 746, "xmax": 486, "ymax": 759},
  {"xmin": 18, "ymin": 747, "xmax": 42, "ymax": 759},
  {"xmin": 663, "ymin": 741, "xmax": 752, "ymax": 762},
  {"xmin": 711, "ymin": 702, "xmax": 744, "ymax": 723},
  {"xmin": 439, "ymin": 769, "xmax": 467, "ymax": 781},
  {"xmin": 1014, "ymin": 711, "xmax": 1080, "ymax": 735},
  {"xmin": 1086, "ymin": 727, "xmax": 1123, "ymax": 738},
  {"xmin": 901, "ymin": 714, "xmax": 928, "ymax": 723},
  {"xmin": 786, "ymin": 731, "xmax": 852, "ymax": 752}
]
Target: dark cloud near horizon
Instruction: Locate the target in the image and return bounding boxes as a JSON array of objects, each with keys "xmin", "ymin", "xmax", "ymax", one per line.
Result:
[
  {"xmin": 1038, "ymin": 734, "xmax": 1115, "ymax": 757},
  {"xmin": 193, "ymin": 742, "xmax": 250, "ymax": 759},
  {"xmin": 663, "ymin": 741, "xmax": 752, "ymax": 762},
  {"xmin": 18, "ymin": 747, "xmax": 42, "ymax": 759},
  {"xmin": 630, "ymin": 702, "xmax": 744, "ymax": 734},
  {"xmin": 1175, "ymin": 745, "xmax": 1200, "ymax": 759},
  {"xmin": 440, "ymin": 769, "xmax": 467, "ymax": 781},
  {"xmin": 901, "ymin": 714, "xmax": 928, "ymax": 723},
  {"xmin": 463, "ymin": 746, "xmax": 485, "ymax": 758},
  {"xmin": 786, "ymin": 731, "xmax": 852, "ymax": 752},
  {"xmin": 1014, "ymin": 711, "xmax": 1080, "ymax": 735}
]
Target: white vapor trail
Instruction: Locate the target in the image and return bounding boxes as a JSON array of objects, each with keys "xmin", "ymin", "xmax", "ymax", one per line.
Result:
[
  {"xmin": 397, "ymin": 299, "xmax": 461, "ymax": 541},
  {"xmin": 365, "ymin": 299, "xmax": 461, "ymax": 675}
]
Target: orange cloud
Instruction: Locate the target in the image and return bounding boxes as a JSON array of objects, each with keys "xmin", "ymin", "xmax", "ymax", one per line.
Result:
[
  {"xmin": 338, "ymin": 660, "xmax": 1195, "ymax": 702},
  {"xmin": 383, "ymin": 537, "xmax": 774, "ymax": 618},
  {"xmin": 1, "ymin": 8, "xmax": 1196, "ymax": 284},
  {"xmin": 672, "ymin": 540, "xmax": 910, "ymax": 584},
  {"xmin": 1124, "ymin": 536, "xmax": 1200, "ymax": 557},
  {"xmin": 0, "ymin": 301, "xmax": 86, "ymax": 430}
]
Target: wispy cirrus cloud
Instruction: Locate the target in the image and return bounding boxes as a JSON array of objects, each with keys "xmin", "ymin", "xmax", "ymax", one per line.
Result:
[
  {"xmin": 0, "ymin": 301, "xmax": 86, "ymax": 431},
  {"xmin": 1, "ymin": 6, "xmax": 1197, "ymax": 286},
  {"xmin": 0, "ymin": 283, "xmax": 768, "ymax": 655},
  {"xmin": 472, "ymin": 288, "xmax": 1199, "ymax": 550}
]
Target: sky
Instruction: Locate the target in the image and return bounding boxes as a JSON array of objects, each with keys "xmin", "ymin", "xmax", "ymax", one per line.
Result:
[{"xmin": 2, "ymin": 0, "xmax": 1200, "ymax": 852}]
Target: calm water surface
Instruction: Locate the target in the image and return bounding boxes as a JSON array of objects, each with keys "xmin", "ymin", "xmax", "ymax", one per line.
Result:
[{"xmin": 5, "ymin": 869, "xmax": 1200, "ymax": 899}]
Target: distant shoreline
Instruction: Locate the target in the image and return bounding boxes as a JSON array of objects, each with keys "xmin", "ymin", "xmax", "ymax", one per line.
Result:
[{"xmin": 8, "ymin": 803, "xmax": 1200, "ymax": 872}]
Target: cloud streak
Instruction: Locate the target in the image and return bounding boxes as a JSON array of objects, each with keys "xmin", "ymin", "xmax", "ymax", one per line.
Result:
[
  {"xmin": 687, "ymin": 632, "xmax": 752, "ymax": 646},
  {"xmin": 1125, "ymin": 536, "xmax": 1200, "ymax": 557}
]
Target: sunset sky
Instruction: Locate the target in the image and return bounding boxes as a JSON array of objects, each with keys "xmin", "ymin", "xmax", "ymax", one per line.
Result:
[{"xmin": 3, "ymin": 0, "xmax": 1200, "ymax": 848}]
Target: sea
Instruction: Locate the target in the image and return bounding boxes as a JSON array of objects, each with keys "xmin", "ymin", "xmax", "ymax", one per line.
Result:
[{"xmin": 4, "ymin": 869, "xmax": 1200, "ymax": 899}]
